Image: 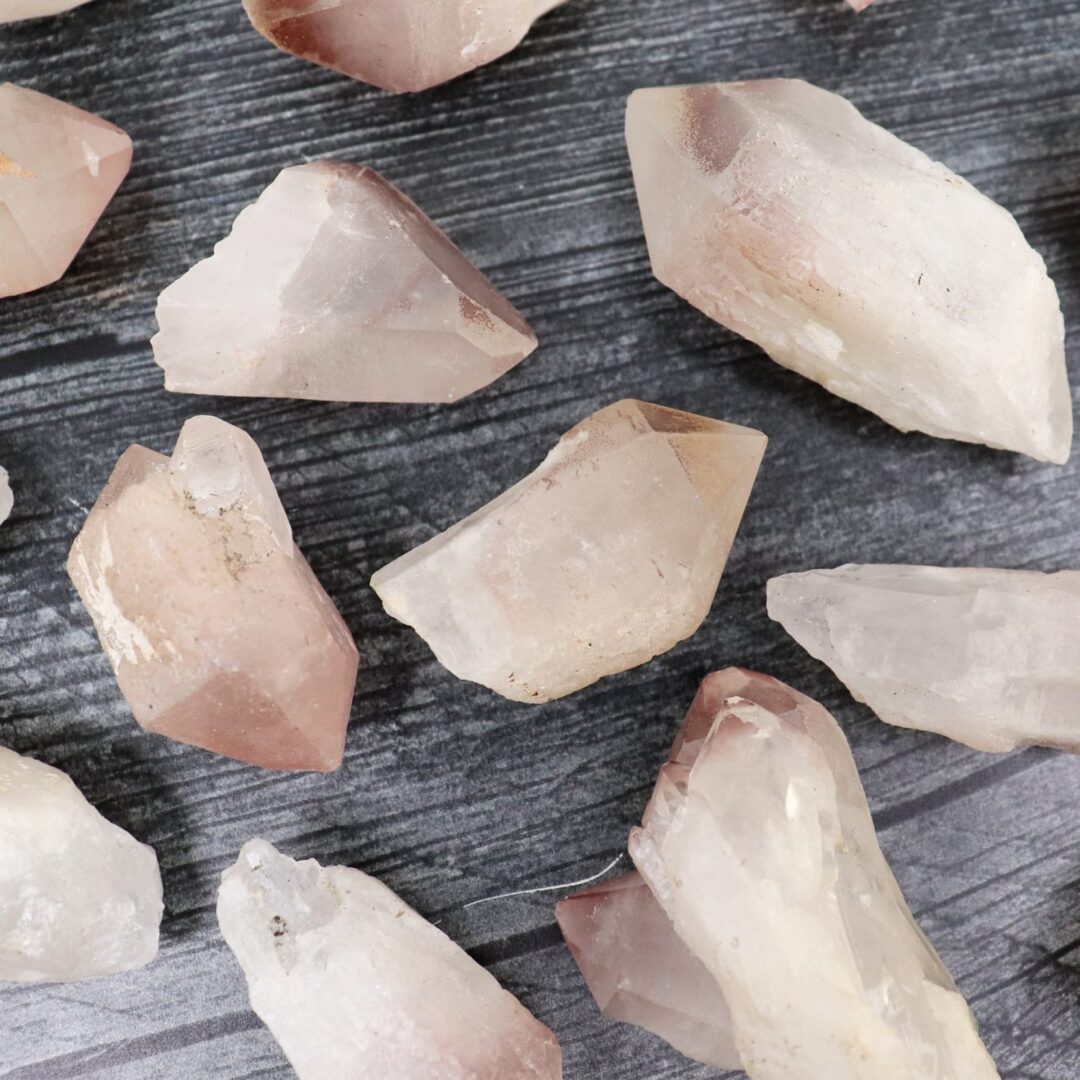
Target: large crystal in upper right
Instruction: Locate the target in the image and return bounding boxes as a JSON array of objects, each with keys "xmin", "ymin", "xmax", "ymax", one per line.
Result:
[
  {"xmin": 626, "ymin": 80, "xmax": 1071, "ymax": 463},
  {"xmin": 629, "ymin": 669, "xmax": 1000, "ymax": 1079},
  {"xmin": 152, "ymin": 162, "xmax": 536, "ymax": 404},
  {"xmin": 371, "ymin": 400, "xmax": 766, "ymax": 702}
]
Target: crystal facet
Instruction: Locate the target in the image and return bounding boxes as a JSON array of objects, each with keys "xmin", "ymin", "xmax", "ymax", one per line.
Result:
[
  {"xmin": 0, "ymin": 0, "xmax": 91, "ymax": 22},
  {"xmin": 153, "ymin": 162, "xmax": 536, "ymax": 404},
  {"xmin": 218, "ymin": 839, "xmax": 563, "ymax": 1079},
  {"xmin": 626, "ymin": 80, "xmax": 1070, "ymax": 463},
  {"xmin": 623, "ymin": 669, "xmax": 1000, "ymax": 1079},
  {"xmin": 556, "ymin": 870, "xmax": 738, "ymax": 1069},
  {"xmin": 0, "ymin": 467, "xmax": 11, "ymax": 525},
  {"xmin": 67, "ymin": 416, "xmax": 359, "ymax": 771},
  {"xmin": 0, "ymin": 746, "xmax": 162, "ymax": 983},
  {"xmin": 242, "ymin": 0, "xmax": 567, "ymax": 93},
  {"xmin": 371, "ymin": 400, "xmax": 766, "ymax": 702},
  {"xmin": 0, "ymin": 83, "xmax": 131, "ymax": 298},
  {"xmin": 769, "ymin": 564, "xmax": 1080, "ymax": 752}
]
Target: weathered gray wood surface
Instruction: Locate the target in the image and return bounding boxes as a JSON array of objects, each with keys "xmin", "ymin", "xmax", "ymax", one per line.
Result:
[{"xmin": 1, "ymin": 0, "xmax": 1079, "ymax": 1076}]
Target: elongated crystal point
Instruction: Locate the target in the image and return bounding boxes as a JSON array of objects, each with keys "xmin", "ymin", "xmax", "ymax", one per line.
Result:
[
  {"xmin": 626, "ymin": 80, "xmax": 1071, "ymax": 463},
  {"xmin": 372, "ymin": 400, "xmax": 766, "ymax": 702},
  {"xmin": 242, "ymin": 0, "xmax": 567, "ymax": 93},
  {"xmin": 153, "ymin": 162, "xmax": 535, "ymax": 403},
  {"xmin": 67, "ymin": 416, "xmax": 359, "ymax": 771},
  {"xmin": 218, "ymin": 840, "xmax": 563, "ymax": 1078},
  {"xmin": 624, "ymin": 669, "xmax": 1000, "ymax": 1079},
  {"xmin": 0, "ymin": 0, "xmax": 91, "ymax": 21},
  {"xmin": 0, "ymin": 746, "xmax": 162, "ymax": 983},
  {"xmin": 768, "ymin": 564, "xmax": 1080, "ymax": 752},
  {"xmin": 0, "ymin": 83, "xmax": 131, "ymax": 297}
]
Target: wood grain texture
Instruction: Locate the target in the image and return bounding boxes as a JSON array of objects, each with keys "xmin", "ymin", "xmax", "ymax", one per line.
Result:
[{"xmin": 1, "ymin": 0, "xmax": 1079, "ymax": 1076}]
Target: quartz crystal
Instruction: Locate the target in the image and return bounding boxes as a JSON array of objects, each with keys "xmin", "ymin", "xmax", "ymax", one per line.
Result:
[
  {"xmin": 0, "ymin": 0, "xmax": 91, "ymax": 21},
  {"xmin": 0, "ymin": 83, "xmax": 131, "ymax": 298},
  {"xmin": 218, "ymin": 839, "xmax": 563, "ymax": 1079},
  {"xmin": 626, "ymin": 80, "xmax": 1071, "ymax": 463},
  {"xmin": 0, "ymin": 466, "xmax": 11, "ymax": 525},
  {"xmin": 67, "ymin": 416, "xmax": 358, "ymax": 771},
  {"xmin": 556, "ymin": 870, "xmax": 738, "ymax": 1069},
  {"xmin": 0, "ymin": 746, "xmax": 162, "ymax": 982},
  {"xmin": 152, "ymin": 162, "xmax": 536, "ymax": 403},
  {"xmin": 848, "ymin": 0, "xmax": 874, "ymax": 9},
  {"xmin": 769, "ymin": 564, "xmax": 1080, "ymax": 752},
  {"xmin": 371, "ymin": 400, "xmax": 766, "ymax": 702},
  {"xmin": 242, "ymin": 0, "xmax": 567, "ymax": 93},
  {"xmin": 625, "ymin": 668, "xmax": 1000, "ymax": 1079}
]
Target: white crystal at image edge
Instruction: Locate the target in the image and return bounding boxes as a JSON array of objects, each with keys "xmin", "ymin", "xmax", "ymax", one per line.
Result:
[
  {"xmin": 0, "ymin": 0, "xmax": 91, "ymax": 22},
  {"xmin": 0, "ymin": 467, "xmax": 11, "ymax": 525}
]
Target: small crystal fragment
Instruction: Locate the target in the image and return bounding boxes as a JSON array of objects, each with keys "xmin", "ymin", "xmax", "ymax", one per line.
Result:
[
  {"xmin": 152, "ymin": 162, "xmax": 536, "ymax": 403},
  {"xmin": 67, "ymin": 416, "xmax": 359, "ymax": 771},
  {"xmin": 0, "ymin": 467, "xmax": 11, "ymax": 525},
  {"xmin": 242, "ymin": 0, "xmax": 567, "ymax": 93},
  {"xmin": 769, "ymin": 564, "xmax": 1080, "ymax": 752},
  {"xmin": 556, "ymin": 871, "xmax": 738, "ymax": 1068},
  {"xmin": 371, "ymin": 400, "xmax": 766, "ymax": 702},
  {"xmin": 0, "ymin": 746, "xmax": 162, "ymax": 982},
  {"xmin": 218, "ymin": 839, "xmax": 563, "ymax": 1079},
  {"xmin": 0, "ymin": 83, "xmax": 131, "ymax": 297},
  {"xmin": 626, "ymin": 80, "xmax": 1071, "ymax": 463},
  {"xmin": 847, "ymin": 0, "xmax": 873, "ymax": 9},
  {"xmin": 626, "ymin": 668, "xmax": 1000, "ymax": 1079},
  {"xmin": 0, "ymin": 0, "xmax": 91, "ymax": 21}
]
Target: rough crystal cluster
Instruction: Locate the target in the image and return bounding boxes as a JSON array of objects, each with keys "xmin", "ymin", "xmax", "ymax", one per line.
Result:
[
  {"xmin": 372, "ymin": 400, "xmax": 766, "ymax": 702},
  {"xmin": 0, "ymin": 0, "xmax": 91, "ymax": 21},
  {"xmin": 0, "ymin": 746, "xmax": 162, "ymax": 982},
  {"xmin": 769, "ymin": 564, "xmax": 1080, "ymax": 752},
  {"xmin": 626, "ymin": 80, "xmax": 1071, "ymax": 463},
  {"xmin": 0, "ymin": 467, "xmax": 11, "ymax": 525},
  {"xmin": 153, "ymin": 162, "xmax": 536, "ymax": 404},
  {"xmin": 67, "ymin": 416, "xmax": 359, "ymax": 771},
  {"xmin": 218, "ymin": 839, "xmax": 563, "ymax": 1078},
  {"xmin": 242, "ymin": 0, "xmax": 567, "ymax": 93},
  {"xmin": 563, "ymin": 670, "xmax": 1000, "ymax": 1078},
  {"xmin": 0, "ymin": 83, "xmax": 131, "ymax": 298}
]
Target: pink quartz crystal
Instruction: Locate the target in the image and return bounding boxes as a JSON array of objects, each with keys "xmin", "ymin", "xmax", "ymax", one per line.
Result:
[
  {"xmin": 152, "ymin": 162, "xmax": 536, "ymax": 403},
  {"xmin": 242, "ymin": 0, "xmax": 568, "ymax": 93},
  {"xmin": 0, "ymin": 1, "xmax": 92, "ymax": 21},
  {"xmin": 848, "ymin": 0, "xmax": 874, "ymax": 9},
  {"xmin": 67, "ymin": 417, "xmax": 359, "ymax": 772},
  {"xmin": 0, "ymin": 83, "xmax": 130, "ymax": 297}
]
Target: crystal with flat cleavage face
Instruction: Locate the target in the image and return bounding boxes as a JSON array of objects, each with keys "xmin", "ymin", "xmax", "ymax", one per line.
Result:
[
  {"xmin": 67, "ymin": 416, "xmax": 359, "ymax": 771},
  {"xmin": 218, "ymin": 840, "xmax": 563, "ymax": 1079},
  {"xmin": 0, "ymin": 746, "xmax": 162, "ymax": 983},
  {"xmin": 0, "ymin": 83, "xmax": 130, "ymax": 297},
  {"xmin": 626, "ymin": 80, "xmax": 1071, "ymax": 463},
  {"xmin": 242, "ymin": 0, "xmax": 567, "ymax": 93},
  {"xmin": 371, "ymin": 400, "xmax": 766, "ymax": 702},
  {"xmin": 768, "ymin": 564, "xmax": 1080, "ymax": 752},
  {"xmin": 153, "ymin": 162, "xmax": 536, "ymax": 404}
]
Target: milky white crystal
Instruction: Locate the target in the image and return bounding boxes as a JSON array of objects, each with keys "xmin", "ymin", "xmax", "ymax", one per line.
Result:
[
  {"xmin": 243, "ymin": 0, "xmax": 567, "ymax": 93},
  {"xmin": 0, "ymin": 0, "xmax": 91, "ymax": 22},
  {"xmin": 626, "ymin": 80, "xmax": 1071, "ymax": 463},
  {"xmin": 626, "ymin": 668, "xmax": 1000, "ymax": 1079},
  {"xmin": 371, "ymin": 400, "xmax": 766, "ymax": 702},
  {"xmin": 153, "ymin": 162, "xmax": 536, "ymax": 404},
  {"xmin": 0, "ymin": 746, "xmax": 162, "ymax": 982},
  {"xmin": 218, "ymin": 839, "xmax": 563, "ymax": 1079},
  {"xmin": 556, "ymin": 870, "xmax": 738, "ymax": 1068},
  {"xmin": 67, "ymin": 416, "xmax": 359, "ymax": 771},
  {"xmin": 0, "ymin": 83, "xmax": 131, "ymax": 297},
  {"xmin": 0, "ymin": 467, "xmax": 11, "ymax": 525},
  {"xmin": 769, "ymin": 564, "xmax": 1080, "ymax": 752}
]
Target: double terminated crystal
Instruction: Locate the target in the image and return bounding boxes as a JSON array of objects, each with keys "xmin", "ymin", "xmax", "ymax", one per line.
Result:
[
  {"xmin": 373, "ymin": 401, "xmax": 766, "ymax": 702},
  {"xmin": 243, "ymin": 0, "xmax": 567, "ymax": 93},
  {"xmin": 0, "ymin": 747, "xmax": 162, "ymax": 983},
  {"xmin": 627, "ymin": 80, "xmax": 1070, "ymax": 462},
  {"xmin": 769, "ymin": 564, "xmax": 1080, "ymax": 752},
  {"xmin": 560, "ymin": 670, "xmax": 999, "ymax": 1079},
  {"xmin": 218, "ymin": 840, "xmax": 562, "ymax": 1079},
  {"xmin": 0, "ymin": 83, "xmax": 131, "ymax": 297},
  {"xmin": 153, "ymin": 162, "xmax": 535, "ymax": 404},
  {"xmin": 68, "ymin": 417, "xmax": 358, "ymax": 771}
]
